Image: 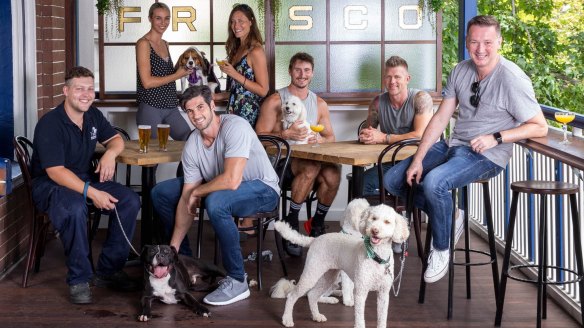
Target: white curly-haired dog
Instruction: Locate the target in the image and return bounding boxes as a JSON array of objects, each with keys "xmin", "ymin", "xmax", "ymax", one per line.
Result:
[
  {"xmin": 281, "ymin": 95, "xmax": 310, "ymax": 145},
  {"xmin": 274, "ymin": 199, "xmax": 409, "ymax": 328},
  {"xmin": 270, "ymin": 199, "xmax": 369, "ymax": 305}
]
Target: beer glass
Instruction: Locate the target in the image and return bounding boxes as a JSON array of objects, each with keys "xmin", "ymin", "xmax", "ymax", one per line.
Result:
[
  {"xmin": 157, "ymin": 124, "xmax": 170, "ymax": 151},
  {"xmin": 138, "ymin": 125, "xmax": 151, "ymax": 153}
]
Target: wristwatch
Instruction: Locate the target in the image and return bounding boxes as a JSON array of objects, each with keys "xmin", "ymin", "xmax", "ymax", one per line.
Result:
[{"xmin": 493, "ymin": 132, "xmax": 503, "ymax": 145}]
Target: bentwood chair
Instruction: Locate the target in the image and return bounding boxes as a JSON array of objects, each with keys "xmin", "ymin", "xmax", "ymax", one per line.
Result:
[
  {"xmin": 195, "ymin": 135, "xmax": 292, "ymax": 290},
  {"xmin": 377, "ymin": 138, "xmax": 424, "ymax": 257},
  {"xmin": 14, "ymin": 136, "xmax": 101, "ymax": 287}
]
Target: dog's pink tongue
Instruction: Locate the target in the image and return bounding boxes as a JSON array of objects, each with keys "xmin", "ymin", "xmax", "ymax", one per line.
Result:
[
  {"xmin": 371, "ymin": 236, "xmax": 381, "ymax": 245},
  {"xmin": 153, "ymin": 266, "xmax": 169, "ymax": 278}
]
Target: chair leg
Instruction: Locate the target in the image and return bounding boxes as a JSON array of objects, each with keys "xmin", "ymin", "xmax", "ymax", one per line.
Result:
[
  {"xmin": 536, "ymin": 194, "xmax": 547, "ymax": 328},
  {"xmin": 568, "ymin": 194, "xmax": 584, "ymax": 327},
  {"xmin": 447, "ymin": 191, "xmax": 456, "ymax": 319},
  {"xmin": 418, "ymin": 221, "xmax": 432, "ymax": 304},
  {"xmin": 463, "ymin": 187, "xmax": 471, "ymax": 300},
  {"xmin": 34, "ymin": 222, "xmax": 50, "ymax": 273},
  {"xmin": 22, "ymin": 214, "xmax": 40, "ymax": 288},
  {"xmin": 495, "ymin": 191, "xmax": 520, "ymax": 326},
  {"xmin": 413, "ymin": 210, "xmax": 424, "ymax": 260},
  {"xmin": 196, "ymin": 208, "xmax": 205, "ymax": 258},
  {"xmin": 274, "ymin": 229, "xmax": 288, "ymax": 277},
  {"xmin": 482, "ymin": 182, "xmax": 500, "ymax": 305},
  {"xmin": 256, "ymin": 219, "xmax": 263, "ymax": 290}
]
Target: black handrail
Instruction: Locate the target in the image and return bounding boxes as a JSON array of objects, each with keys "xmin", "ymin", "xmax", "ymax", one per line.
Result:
[{"xmin": 540, "ymin": 104, "xmax": 584, "ymax": 129}]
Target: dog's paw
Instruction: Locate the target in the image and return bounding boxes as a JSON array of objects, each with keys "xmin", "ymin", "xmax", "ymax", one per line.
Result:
[
  {"xmin": 312, "ymin": 313, "xmax": 327, "ymax": 322},
  {"xmin": 282, "ymin": 316, "xmax": 295, "ymax": 327},
  {"xmin": 343, "ymin": 299, "xmax": 354, "ymax": 307},
  {"xmin": 319, "ymin": 296, "xmax": 339, "ymax": 304},
  {"xmin": 248, "ymin": 279, "xmax": 258, "ymax": 288},
  {"xmin": 138, "ymin": 314, "xmax": 150, "ymax": 322}
]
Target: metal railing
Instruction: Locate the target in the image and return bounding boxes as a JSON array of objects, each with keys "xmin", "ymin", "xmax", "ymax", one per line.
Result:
[{"xmin": 467, "ymin": 107, "xmax": 584, "ymax": 323}]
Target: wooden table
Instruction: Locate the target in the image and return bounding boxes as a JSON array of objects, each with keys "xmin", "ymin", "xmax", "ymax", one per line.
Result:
[
  {"xmin": 517, "ymin": 129, "xmax": 584, "ymax": 171},
  {"xmin": 289, "ymin": 140, "xmax": 417, "ymax": 199},
  {"xmin": 115, "ymin": 140, "xmax": 185, "ymax": 246}
]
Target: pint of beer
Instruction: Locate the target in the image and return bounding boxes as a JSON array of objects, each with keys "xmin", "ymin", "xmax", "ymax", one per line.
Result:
[
  {"xmin": 157, "ymin": 124, "xmax": 170, "ymax": 151},
  {"xmin": 138, "ymin": 125, "xmax": 151, "ymax": 153}
]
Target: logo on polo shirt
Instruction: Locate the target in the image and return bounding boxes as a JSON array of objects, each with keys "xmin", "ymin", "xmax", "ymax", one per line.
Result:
[{"xmin": 90, "ymin": 127, "xmax": 97, "ymax": 140}]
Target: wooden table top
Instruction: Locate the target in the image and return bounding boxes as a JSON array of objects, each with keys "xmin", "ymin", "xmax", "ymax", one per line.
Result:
[
  {"xmin": 115, "ymin": 140, "xmax": 185, "ymax": 166},
  {"xmin": 289, "ymin": 140, "xmax": 416, "ymax": 166},
  {"xmin": 517, "ymin": 129, "xmax": 584, "ymax": 171}
]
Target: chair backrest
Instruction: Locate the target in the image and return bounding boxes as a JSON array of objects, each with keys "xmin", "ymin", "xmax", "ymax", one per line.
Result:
[
  {"xmin": 357, "ymin": 120, "xmax": 367, "ymax": 137},
  {"xmin": 13, "ymin": 136, "xmax": 34, "ymax": 205},
  {"xmin": 377, "ymin": 138, "xmax": 420, "ymax": 205},
  {"xmin": 258, "ymin": 135, "xmax": 291, "ymax": 190}
]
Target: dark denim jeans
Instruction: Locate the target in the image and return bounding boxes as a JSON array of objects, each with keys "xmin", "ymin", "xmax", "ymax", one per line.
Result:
[
  {"xmin": 151, "ymin": 178, "xmax": 279, "ymax": 281},
  {"xmin": 32, "ymin": 176, "xmax": 140, "ymax": 285},
  {"xmin": 383, "ymin": 141, "xmax": 503, "ymax": 250}
]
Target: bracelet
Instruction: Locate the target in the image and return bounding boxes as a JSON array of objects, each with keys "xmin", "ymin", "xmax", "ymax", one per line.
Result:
[
  {"xmin": 243, "ymin": 77, "xmax": 247, "ymax": 87},
  {"xmin": 83, "ymin": 181, "xmax": 90, "ymax": 202}
]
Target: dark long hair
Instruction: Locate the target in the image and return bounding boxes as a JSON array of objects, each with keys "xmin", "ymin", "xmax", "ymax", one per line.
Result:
[{"xmin": 225, "ymin": 4, "xmax": 263, "ymax": 63}]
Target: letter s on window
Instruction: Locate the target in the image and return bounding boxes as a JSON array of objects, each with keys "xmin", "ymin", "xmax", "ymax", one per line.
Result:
[{"xmin": 289, "ymin": 6, "xmax": 313, "ymax": 31}]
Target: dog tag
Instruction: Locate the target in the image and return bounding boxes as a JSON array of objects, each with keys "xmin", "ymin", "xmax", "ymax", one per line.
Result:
[{"xmin": 385, "ymin": 265, "xmax": 391, "ymax": 275}]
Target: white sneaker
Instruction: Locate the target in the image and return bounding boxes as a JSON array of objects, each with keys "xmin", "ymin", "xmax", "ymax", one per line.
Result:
[
  {"xmin": 429, "ymin": 209, "xmax": 465, "ymax": 252},
  {"xmin": 424, "ymin": 249, "xmax": 450, "ymax": 283}
]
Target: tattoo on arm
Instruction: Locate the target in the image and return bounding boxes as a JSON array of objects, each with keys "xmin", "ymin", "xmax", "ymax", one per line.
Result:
[
  {"xmin": 368, "ymin": 97, "xmax": 380, "ymax": 128},
  {"xmin": 414, "ymin": 92, "xmax": 433, "ymax": 115}
]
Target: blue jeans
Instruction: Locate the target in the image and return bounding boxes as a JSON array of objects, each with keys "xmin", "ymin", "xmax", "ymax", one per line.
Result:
[
  {"xmin": 362, "ymin": 165, "xmax": 392, "ymax": 196},
  {"xmin": 383, "ymin": 141, "xmax": 503, "ymax": 250},
  {"xmin": 32, "ymin": 176, "xmax": 140, "ymax": 285},
  {"xmin": 152, "ymin": 178, "xmax": 279, "ymax": 282},
  {"xmin": 151, "ymin": 177, "xmax": 192, "ymax": 256}
]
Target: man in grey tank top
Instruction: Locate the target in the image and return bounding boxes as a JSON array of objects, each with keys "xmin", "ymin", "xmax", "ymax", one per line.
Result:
[
  {"xmin": 256, "ymin": 52, "xmax": 341, "ymax": 257},
  {"xmin": 384, "ymin": 16, "xmax": 548, "ymax": 284},
  {"xmin": 152, "ymin": 85, "xmax": 280, "ymax": 306},
  {"xmin": 358, "ymin": 56, "xmax": 433, "ymax": 196}
]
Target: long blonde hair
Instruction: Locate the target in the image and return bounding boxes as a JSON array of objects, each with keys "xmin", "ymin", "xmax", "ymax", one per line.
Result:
[{"xmin": 225, "ymin": 4, "xmax": 263, "ymax": 63}]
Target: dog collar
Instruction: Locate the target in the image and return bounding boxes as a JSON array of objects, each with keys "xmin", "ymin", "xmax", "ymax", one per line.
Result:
[
  {"xmin": 364, "ymin": 236, "xmax": 390, "ymax": 265},
  {"xmin": 341, "ymin": 228, "xmax": 364, "ymax": 239}
]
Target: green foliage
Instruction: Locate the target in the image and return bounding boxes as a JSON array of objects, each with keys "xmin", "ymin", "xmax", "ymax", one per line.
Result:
[{"xmin": 441, "ymin": 0, "xmax": 583, "ymax": 113}]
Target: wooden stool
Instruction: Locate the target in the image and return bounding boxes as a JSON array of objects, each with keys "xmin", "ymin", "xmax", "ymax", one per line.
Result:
[
  {"xmin": 495, "ymin": 181, "xmax": 584, "ymax": 327},
  {"xmin": 419, "ymin": 178, "xmax": 500, "ymax": 319}
]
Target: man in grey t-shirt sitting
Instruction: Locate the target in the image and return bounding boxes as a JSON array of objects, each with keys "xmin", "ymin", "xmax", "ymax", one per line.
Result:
[
  {"xmin": 358, "ymin": 55, "xmax": 433, "ymax": 196},
  {"xmin": 384, "ymin": 15, "xmax": 548, "ymax": 284},
  {"xmin": 154, "ymin": 85, "xmax": 280, "ymax": 306}
]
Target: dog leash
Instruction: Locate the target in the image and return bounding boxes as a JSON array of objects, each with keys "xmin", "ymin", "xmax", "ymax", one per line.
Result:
[
  {"xmin": 113, "ymin": 205, "xmax": 141, "ymax": 256},
  {"xmin": 391, "ymin": 179, "xmax": 417, "ymax": 297}
]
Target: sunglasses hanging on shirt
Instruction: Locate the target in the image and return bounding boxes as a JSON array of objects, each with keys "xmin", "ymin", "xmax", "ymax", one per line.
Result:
[{"xmin": 470, "ymin": 81, "xmax": 481, "ymax": 107}]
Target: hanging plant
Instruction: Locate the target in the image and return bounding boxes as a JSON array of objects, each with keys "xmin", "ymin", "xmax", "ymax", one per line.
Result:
[
  {"xmin": 250, "ymin": 0, "xmax": 282, "ymax": 38},
  {"xmin": 96, "ymin": 0, "xmax": 124, "ymax": 39},
  {"xmin": 418, "ymin": 0, "xmax": 444, "ymax": 30}
]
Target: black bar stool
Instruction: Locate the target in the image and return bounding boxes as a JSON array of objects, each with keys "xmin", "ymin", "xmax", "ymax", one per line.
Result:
[
  {"xmin": 495, "ymin": 180, "xmax": 584, "ymax": 328},
  {"xmin": 419, "ymin": 178, "xmax": 500, "ymax": 320}
]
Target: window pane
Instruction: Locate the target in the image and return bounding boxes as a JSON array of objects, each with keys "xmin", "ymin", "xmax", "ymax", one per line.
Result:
[
  {"xmin": 105, "ymin": 0, "xmax": 211, "ymax": 43},
  {"xmin": 385, "ymin": 44, "xmax": 437, "ymax": 91},
  {"xmin": 275, "ymin": 45, "xmax": 326, "ymax": 93},
  {"xmin": 213, "ymin": 0, "xmax": 265, "ymax": 43},
  {"xmin": 276, "ymin": 0, "xmax": 326, "ymax": 42},
  {"xmin": 330, "ymin": 44, "xmax": 381, "ymax": 92},
  {"xmin": 385, "ymin": 0, "xmax": 436, "ymax": 41},
  {"xmin": 330, "ymin": 0, "xmax": 381, "ymax": 42},
  {"xmin": 213, "ymin": 45, "xmax": 229, "ymax": 91},
  {"xmin": 104, "ymin": 46, "xmax": 136, "ymax": 92}
]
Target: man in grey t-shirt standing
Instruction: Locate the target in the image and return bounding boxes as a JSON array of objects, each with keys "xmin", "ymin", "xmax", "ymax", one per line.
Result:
[
  {"xmin": 384, "ymin": 15, "xmax": 548, "ymax": 284},
  {"xmin": 157, "ymin": 85, "xmax": 280, "ymax": 306}
]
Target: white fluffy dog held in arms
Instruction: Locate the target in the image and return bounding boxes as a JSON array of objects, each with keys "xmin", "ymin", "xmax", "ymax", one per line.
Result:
[
  {"xmin": 273, "ymin": 198, "xmax": 409, "ymax": 328},
  {"xmin": 281, "ymin": 95, "xmax": 310, "ymax": 145}
]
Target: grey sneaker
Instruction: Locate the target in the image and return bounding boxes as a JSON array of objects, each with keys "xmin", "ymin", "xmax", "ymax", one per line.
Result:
[
  {"xmin": 392, "ymin": 242, "xmax": 403, "ymax": 254},
  {"xmin": 203, "ymin": 276, "xmax": 250, "ymax": 306},
  {"xmin": 69, "ymin": 282, "xmax": 92, "ymax": 304}
]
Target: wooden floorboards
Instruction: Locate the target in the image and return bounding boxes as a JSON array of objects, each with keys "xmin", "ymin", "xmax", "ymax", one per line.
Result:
[{"xmin": 0, "ymin": 221, "xmax": 580, "ymax": 327}]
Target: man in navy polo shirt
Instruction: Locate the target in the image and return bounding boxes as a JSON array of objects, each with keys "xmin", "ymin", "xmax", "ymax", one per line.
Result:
[{"xmin": 31, "ymin": 66, "xmax": 141, "ymax": 304}]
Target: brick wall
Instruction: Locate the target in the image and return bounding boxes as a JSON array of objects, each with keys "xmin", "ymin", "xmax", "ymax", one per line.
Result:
[
  {"xmin": 0, "ymin": 0, "xmax": 67, "ymax": 275},
  {"xmin": 36, "ymin": 0, "xmax": 67, "ymax": 118}
]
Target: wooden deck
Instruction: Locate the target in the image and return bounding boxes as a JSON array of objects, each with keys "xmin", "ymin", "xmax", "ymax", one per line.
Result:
[{"xmin": 0, "ymin": 221, "xmax": 580, "ymax": 328}]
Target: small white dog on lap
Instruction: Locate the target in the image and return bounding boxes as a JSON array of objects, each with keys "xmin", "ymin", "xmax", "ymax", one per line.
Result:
[
  {"xmin": 273, "ymin": 199, "xmax": 410, "ymax": 328},
  {"xmin": 281, "ymin": 95, "xmax": 311, "ymax": 145}
]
